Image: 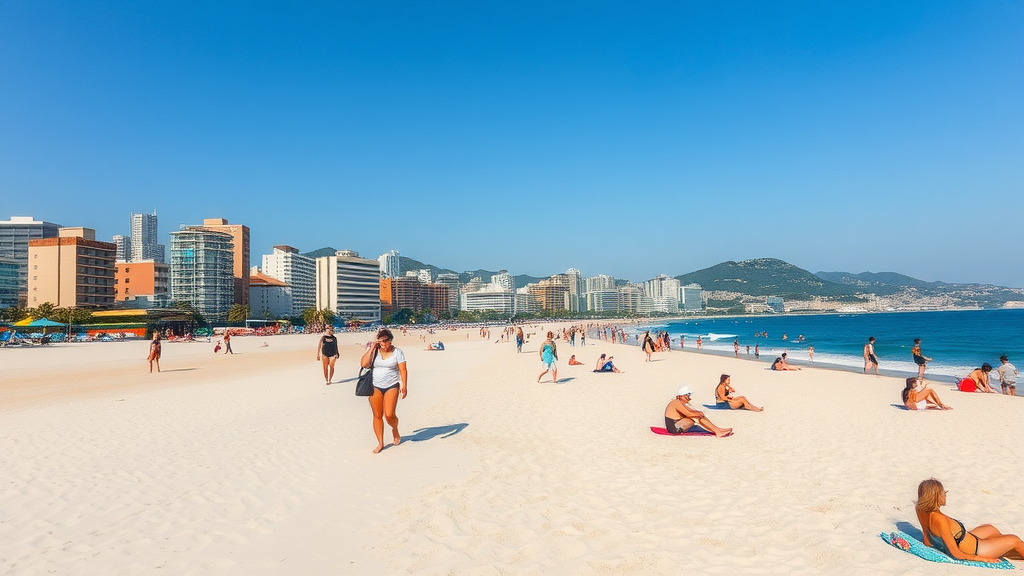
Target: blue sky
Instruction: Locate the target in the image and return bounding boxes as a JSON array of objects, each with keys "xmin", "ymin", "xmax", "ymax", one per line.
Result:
[{"xmin": 2, "ymin": 1, "xmax": 1022, "ymax": 286}]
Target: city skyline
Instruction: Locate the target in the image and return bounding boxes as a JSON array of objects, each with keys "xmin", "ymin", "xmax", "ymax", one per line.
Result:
[{"xmin": 2, "ymin": 3, "xmax": 1021, "ymax": 287}]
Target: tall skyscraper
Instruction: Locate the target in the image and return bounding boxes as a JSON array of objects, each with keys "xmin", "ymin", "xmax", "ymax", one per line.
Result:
[
  {"xmin": 491, "ymin": 271, "xmax": 514, "ymax": 291},
  {"xmin": 0, "ymin": 257, "xmax": 20, "ymax": 309},
  {"xmin": 169, "ymin": 228, "xmax": 235, "ymax": 321},
  {"xmin": 261, "ymin": 245, "xmax": 315, "ymax": 316},
  {"xmin": 130, "ymin": 210, "xmax": 165, "ymax": 263},
  {"xmin": 113, "ymin": 234, "xmax": 131, "ymax": 262},
  {"xmin": 0, "ymin": 216, "xmax": 63, "ymax": 307},
  {"xmin": 434, "ymin": 273, "xmax": 461, "ymax": 312},
  {"xmin": 378, "ymin": 250, "xmax": 400, "ymax": 279},
  {"xmin": 193, "ymin": 218, "xmax": 250, "ymax": 306}
]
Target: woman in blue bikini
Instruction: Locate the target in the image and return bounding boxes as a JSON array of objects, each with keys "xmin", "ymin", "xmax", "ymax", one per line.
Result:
[{"xmin": 916, "ymin": 478, "xmax": 1023, "ymax": 562}]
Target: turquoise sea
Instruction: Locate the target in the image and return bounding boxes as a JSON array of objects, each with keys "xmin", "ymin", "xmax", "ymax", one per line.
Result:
[{"xmin": 633, "ymin": 309, "xmax": 1024, "ymax": 382}]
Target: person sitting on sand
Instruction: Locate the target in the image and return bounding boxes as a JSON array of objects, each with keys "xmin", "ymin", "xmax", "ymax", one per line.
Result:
[
  {"xmin": 960, "ymin": 364, "xmax": 996, "ymax": 393},
  {"xmin": 664, "ymin": 386, "xmax": 733, "ymax": 437},
  {"xmin": 916, "ymin": 478, "xmax": 1024, "ymax": 562},
  {"xmin": 714, "ymin": 374, "xmax": 762, "ymax": 411},
  {"xmin": 902, "ymin": 377, "xmax": 951, "ymax": 410},
  {"xmin": 771, "ymin": 354, "xmax": 800, "ymax": 371},
  {"xmin": 593, "ymin": 354, "xmax": 622, "ymax": 373},
  {"xmin": 424, "ymin": 341, "xmax": 445, "ymax": 351},
  {"xmin": 567, "ymin": 355, "xmax": 584, "ymax": 366}
]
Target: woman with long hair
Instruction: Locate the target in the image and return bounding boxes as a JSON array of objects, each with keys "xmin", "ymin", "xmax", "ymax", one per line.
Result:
[
  {"xmin": 641, "ymin": 331, "xmax": 656, "ymax": 362},
  {"xmin": 901, "ymin": 377, "xmax": 951, "ymax": 410},
  {"xmin": 359, "ymin": 328, "xmax": 408, "ymax": 454},
  {"xmin": 537, "ymin": 331, "xmax": 558, "ymax": 383},
  {"xmin": 714, "ymin": 374, "xmax": 762, "ymax": 411},
  {"xmin": 916, "ymin": 478, "xmax": 1023, "ymax": 562}
]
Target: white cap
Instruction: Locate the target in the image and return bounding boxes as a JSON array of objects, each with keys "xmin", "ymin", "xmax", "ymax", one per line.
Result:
[{"xmin": 676, "ymin": 386, "xmax": 692, "ymax": 397}]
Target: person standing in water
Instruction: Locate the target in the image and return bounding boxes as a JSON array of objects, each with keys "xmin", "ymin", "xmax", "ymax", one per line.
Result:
[
  {"xmin": 912, "ymin": 338, "xmax": 931, "ymax": 378},
  {"xmin": 317, "ymin": 326, "xmax": 340, "ymax": 385},
  {"xmin": 148, "ymin": 333, "xmax": 161, "ymax": 373},
  {"xmin": 537, "ymin": 331, "xmax": 558, "ymax": 383},
  {"xmin": 808, "ymin": 345, "xmax": 814, "ymax": 363}
]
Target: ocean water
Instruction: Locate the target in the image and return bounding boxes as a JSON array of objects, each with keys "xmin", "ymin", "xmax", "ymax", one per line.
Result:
[{"xmin": 629, "ymin": 309, "xmax": 1023, "ymax": 382}]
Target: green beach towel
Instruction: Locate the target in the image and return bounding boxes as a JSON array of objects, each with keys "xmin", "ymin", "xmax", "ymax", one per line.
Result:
[{"xmin": 880, "ymin": 531, "xmax": 1015, "ymax": 569}]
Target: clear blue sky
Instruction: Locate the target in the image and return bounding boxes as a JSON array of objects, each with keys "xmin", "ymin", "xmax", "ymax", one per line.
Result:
[{"xmin": 2, "ymin": 1, "xmax": 1022, "ymax": 287}]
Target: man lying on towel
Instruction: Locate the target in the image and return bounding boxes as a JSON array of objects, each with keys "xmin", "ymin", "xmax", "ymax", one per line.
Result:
[{"xmin": 664, "ymin": 386, "xmax": 733, "ymax": 437}]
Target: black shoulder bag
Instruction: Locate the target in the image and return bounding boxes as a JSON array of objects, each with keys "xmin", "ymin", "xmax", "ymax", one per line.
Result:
[{"xmin": 355, "ymin": 348, "xmax": 377, "ymax": 396}]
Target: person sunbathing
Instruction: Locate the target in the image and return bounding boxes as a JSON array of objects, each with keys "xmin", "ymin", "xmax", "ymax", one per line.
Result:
[
  {"xmin": 567, "ymin": 355, "xmax": 584, "ymax": 366},
  {"xmin": 960, "ymin": 364, "xmax": 996, "ymax": 393},
  {"xmin": 916, "ymin": 478, "xmax": 1024, "ymax": 562},
  {"xmin": 771, "ymin": 355, "xmax": 800, "ymax": 371},
  {"xmin": 902, "ymin": 377, "xmax": 951, "ymax": 410},
  {"xmin": 424, "ymin": 341, "xmax": 445, "ymax": 351},
  {"xmin": 665, "ymin": 387, "xmax": 732, "ymax": 437},
  {"xmin": 593, "ymin": 354, "xmax": 622, "ymax": 373},
  {"xmin": 714, "ymin": 374, "xmax": 763, "ymax": 411}
]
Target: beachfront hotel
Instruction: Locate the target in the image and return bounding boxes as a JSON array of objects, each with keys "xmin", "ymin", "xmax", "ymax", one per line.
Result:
[
  {"xmin": 680, "ymin": 284, "xmax": 705, "ymax": 311},
  {"xmin": 249, "ymin": 270, "xmax": 292, "ymax": 319},
  {"xmin": 169, "ymin": 228, "xmax": 234, "ymax": 321},
  {"xmin": 380, "ymin": 276, "xmax": 450, "ymax": 318},
  {"xmin": 27, "ymin": 227, "xmax": 116, "ymax": 308},
  {"xmin": 460, "ymin": 285, "xmax": 516, "ymax": 316},
  {"xmin": 261, "ymin": 245, "xmax": 315, "ymax": 317},
  {"xmin": 193, "ymin": 218, "xmax": 250, "ymax": 306},
  {"xmin": 114, "ymin": 260, "xmax": 170, "ymax": 308},
  {"xmin": 0, "ymin": 216, "xmax": 62, "ymax": 307},
  {"xmin": 315, "ymin": 250, "xmax": 382, "ymax": 323}
]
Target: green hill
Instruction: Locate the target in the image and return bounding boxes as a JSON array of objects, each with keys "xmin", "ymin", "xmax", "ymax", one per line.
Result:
[{"xmin": 675, "ymin": 258, "xmax": 861, "ymax": 299}]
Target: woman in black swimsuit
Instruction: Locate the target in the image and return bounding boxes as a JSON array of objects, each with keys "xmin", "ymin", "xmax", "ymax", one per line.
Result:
[
  {"xmin": 916, "ymin": 478, "xmax": 1024, "ymax": 562},
  {"xmin": 317, "ymin": 326, "xmax": 340, "ymax": 385}
]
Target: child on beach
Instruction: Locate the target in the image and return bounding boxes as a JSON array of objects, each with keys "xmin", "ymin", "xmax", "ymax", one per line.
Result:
[
  {"xmin": 996, "ymin": 355, "xmax": 1017, "ymax": 395},
  {"xmin": 912, "ymin": 338, "xmax": 931, "ymax": 377}
]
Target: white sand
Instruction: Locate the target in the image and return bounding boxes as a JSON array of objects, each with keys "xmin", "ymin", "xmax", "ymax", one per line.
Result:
[{"xmin": 1, "ymin": 326, "xmax": 1021, "ymax": 574}]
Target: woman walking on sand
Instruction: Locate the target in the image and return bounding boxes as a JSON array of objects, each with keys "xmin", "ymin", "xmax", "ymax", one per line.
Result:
[
  {"xmin": 360, "ymin": 328, "xmax": 407, "ymax": 454},
  {"xmin": 516, "ymin": 327, "xmax": 524, "ymax": 353},
  {"xmin": 317, "ymin": 326, "xmax": 340, "ymax": 385},
  {"xmin": 537, "ymin": 331, "xmax": 558, "ymax": 383},
  {"xmin": 223, "ymin": 332, "xmax": 233, "ymax": 354},
  {"xmin": 642, "ymin": 331, "xmax": 656, "ymax": 362},
  {"xmin": 148, "ymin": 333, "xmax": 161, "ymax": 373}
]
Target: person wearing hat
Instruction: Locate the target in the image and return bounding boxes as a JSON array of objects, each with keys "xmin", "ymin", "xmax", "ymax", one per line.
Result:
[{"xmin": 664, "ymin": 386, "xmax": 733, "ymax": 437}]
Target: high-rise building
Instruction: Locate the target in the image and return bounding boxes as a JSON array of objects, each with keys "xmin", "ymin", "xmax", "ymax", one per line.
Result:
[
  {"xmin": 417, "ymin": 268, "xmax": 432, "ymax": 283},
  {"xmin": 262, "ymin": 245, "xmax": 315, "ymax": 317},
  {"xmin": 491, "ymin": 271, "xmax": 514, "ymax": 291},
  {"xmin": 377, "ymin": 250, "xmax": 400, "ymax": 279},
  {"xmin": 584, "ymin": 290, "xmax": 619, "ymax": 312},
  {"xmin": 0, "ymin": 257, "xmax": 20, "ymax": 308},
  {"xmin": 193, "ymin": 218, "xmax": 250, "ymax": 306},
  {"xmin": 380, "ymin": 276, "xmax": 450, "ymax": 318},
  {"xmin": 585, "ymin": 274, "xmax": 615, "ymax": 292},
  {"xmin": 115, "ymin": 260, "xmax": 170, "ymax": 307},
  {"xmin": 0, "ymin": 216, "xmax": 63, "ymax": 307},
  {"xmin": 460, "ymin": 285, "xmax": 516, "ymax": 315},
  {"xmin": 130, "ymin": 210, "xmax": 165, "ymax": 263},
  {"xmin": 113, "ymin": 235, "xmax": 131, "ymax": 262},
  {"xmin": 434, "ymin": 273, "xmax": 461, "ymax": 312},
  {"xmin": 27, "ymin": 228, "xmax": 116, "ymax": 308},
  {"xmin": 546, "ymin": 269, "xmax": 583, "ymax": 312},
  {"xmin": 315, "ymin": 250, "xmax": 381, "ymax": 323},
  {"xmin": 681, "ymin": 284, "xmax": 704, "ymax": 311},
  {"xmin": 250, "ymin": 271, "xmax": 292, "ymax": 319},
  {"xmin": 169, "ymin": 228, "xmax": 235, "ymax": 321}
]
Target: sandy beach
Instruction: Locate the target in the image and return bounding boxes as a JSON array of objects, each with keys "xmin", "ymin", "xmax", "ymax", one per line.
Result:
[{"xmin": 2, "ymin": 326, "xmax": 1022, "ymax": 575}]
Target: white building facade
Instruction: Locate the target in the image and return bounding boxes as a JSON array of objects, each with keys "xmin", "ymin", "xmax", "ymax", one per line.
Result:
[
  {"xmin": 262, "ymin": 245, "xmax": 315, "ymax": 316},
  {"xmin": 315, "ymin": 250, "xmax": 382, "ymax": 323},
  {"xmin": 377, "ymin": 250, "xmax": 400, "ymax": 279},
  {"xmin": 249, "ymin": 272, "xmax": 293, "ymax": 319}
]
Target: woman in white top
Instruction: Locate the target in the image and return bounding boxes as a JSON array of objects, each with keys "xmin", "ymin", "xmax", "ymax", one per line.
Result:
[{"xmin": 360, "ymin": 328, "xmax": 408, "ymax": 453}]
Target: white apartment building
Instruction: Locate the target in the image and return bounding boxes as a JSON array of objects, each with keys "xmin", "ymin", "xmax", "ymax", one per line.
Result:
[
  {"xmin": 585, "ymin": 274, "xmax": 615, "ymax": 292},
  {"xmin": 417, "ymin": 269, "xmax": 432, "ymax": 283},
  {"xmin": 378, "ymin": 250, "xmax": 400, "ymax": 279},
  {"xmin": 315, "ymin": 250, "xmax": 381, "ymax": 323},
  {"xmin": 249, "ymin": 271, "xmax": 293, "ymax": 319},
  {"xmin": 515, "ymin": 286, "xmax": 540, "ymax": 314},
  {"xmin": 262, "ymin": 245, "xmax": 315, "ymax": 316},
  {"xmin": 131, "ymin": 210, "xmax": 165, "ymax": 263},
  {"xmin": 584, "ymin": 289, "xmax": 619, "ymax": 312},
  {"xmin": 491, "ymin": 271, "xmax": 514, "ymax": 291},
  {"xmin": 680, "ymin": 284, "xmax": 704, "ymax": 311},
  {"xmin": 461, "ymin": 285, "xmax": 515, "ymax": 316}
]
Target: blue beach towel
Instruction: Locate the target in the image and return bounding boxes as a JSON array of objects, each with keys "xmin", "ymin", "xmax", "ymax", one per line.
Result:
[{"xmin": 880, "ymin": 531, "xmax": 1015, "ymax": 569}]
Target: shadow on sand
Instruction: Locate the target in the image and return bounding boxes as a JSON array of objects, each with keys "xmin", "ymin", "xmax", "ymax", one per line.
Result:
[{"xmin": 404, "ymin": 423, "xmax": 468, "ymax": 443}]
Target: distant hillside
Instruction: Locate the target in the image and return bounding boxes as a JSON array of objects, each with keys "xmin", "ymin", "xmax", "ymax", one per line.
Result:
[
  {"xmin": 815, "ymin": 271, "xmax": 938, "ymax": 294},
  {"xmin": 301, "ymin": 247, "xmax": 337, "ymax": 259},
  {"xmin": 675, "ymin": 258, "xmax": 861, "ymax": 299},
  {"xmin": 401, "ymin": 258, "xmax": 545, "ymax": 288},
  {"xmin": 399, "ymin": 256, "xmax": 458, "ymax": 278},
  {"xmin": 816, "ymin": 270, "xmax": 1023, "ymax": 307}
]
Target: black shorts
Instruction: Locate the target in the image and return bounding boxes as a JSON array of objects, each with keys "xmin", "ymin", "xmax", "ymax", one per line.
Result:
[
  {"xmin": 373, "ymin": 383, "xmax": 400, "ymax": 394},
  {"xmin": 665, "ymin": 416, "xmax": 686, "ymax": 435},
  {"xmin": 868, "ymin": 354, "xmax": 878, "ymax": 365},
  {"xmin": 914, "ymin": 355, "xmax": 926, "ymax": 365}
]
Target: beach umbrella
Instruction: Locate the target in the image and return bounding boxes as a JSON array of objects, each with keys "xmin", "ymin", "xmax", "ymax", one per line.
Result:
[{"xmin": 26, "ymin": 318, "xmax": 65, "ymax": 335}]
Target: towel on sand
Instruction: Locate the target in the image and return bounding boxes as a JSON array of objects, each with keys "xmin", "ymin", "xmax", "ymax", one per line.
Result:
[{"xmin": 879, "ymin": 531, "xmax": 1014, "ymax": 569}]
